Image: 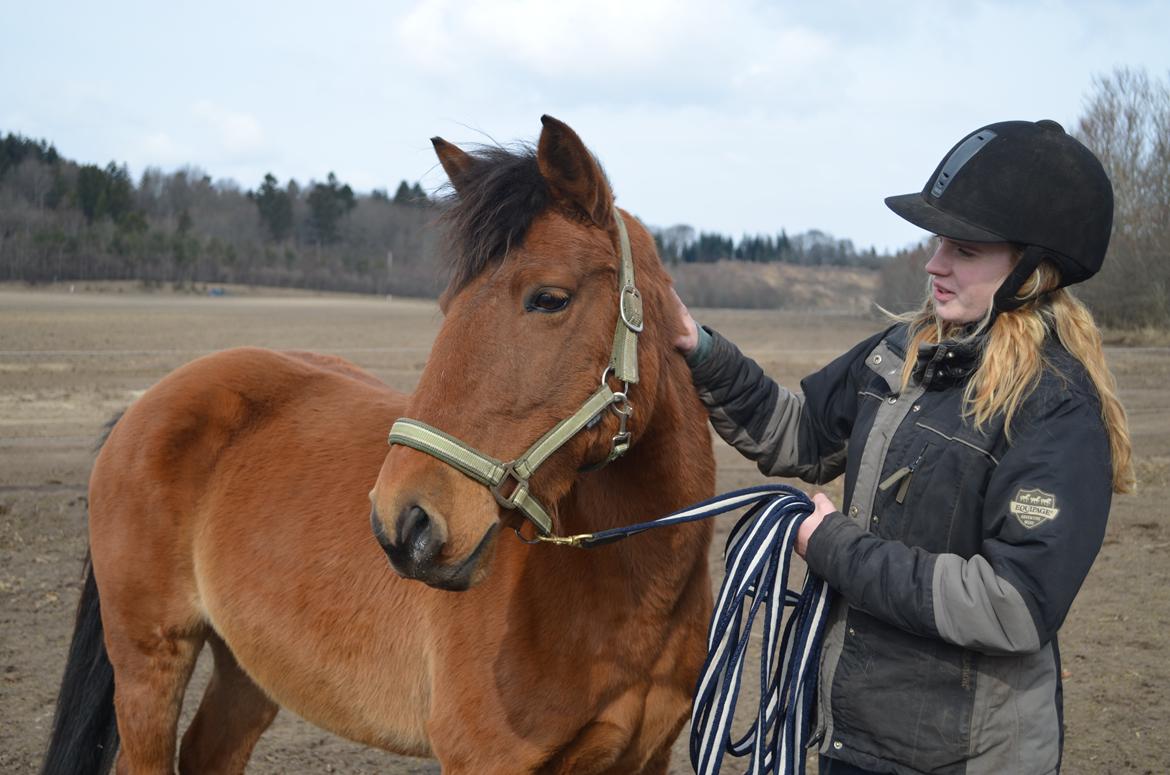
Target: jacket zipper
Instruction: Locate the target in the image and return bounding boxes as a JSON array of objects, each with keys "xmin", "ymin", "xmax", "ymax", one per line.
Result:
[{"xmin": 878, "ymin": 443, "xmax": 929, "ymax": 505}]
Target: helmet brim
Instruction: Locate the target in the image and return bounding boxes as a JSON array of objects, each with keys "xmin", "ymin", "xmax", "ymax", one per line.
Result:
[{"xmin": 885, "ymin": 193, "xmax": 1007, "ymax": 243}]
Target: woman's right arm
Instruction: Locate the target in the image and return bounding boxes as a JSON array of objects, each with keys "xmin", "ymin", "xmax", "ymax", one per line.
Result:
[{"xmin": 672, "ymin": 290, "xmax": 886, "ymax": 483}]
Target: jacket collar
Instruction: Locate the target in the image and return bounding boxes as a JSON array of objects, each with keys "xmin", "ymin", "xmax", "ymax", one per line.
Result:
[{"xmin": 913, "ymin": 328, "xmax": 986, "ymax": 390}]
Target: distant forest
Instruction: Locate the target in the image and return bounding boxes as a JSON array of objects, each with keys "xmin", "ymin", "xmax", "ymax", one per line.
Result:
[
  {"xmin": 0, "ymin": 131, "xmax": 894, "ymax": 299},
  {"xmin": 0, "ymin": 135, "xmax": 443, "ymax": 296},
  {"xmin": 652, "ymin": 224, "xmax": 884, "ymax": 268},
  {"xmin": 4, "ymin": 68, "xmax": 1164, "ymax": 330}
]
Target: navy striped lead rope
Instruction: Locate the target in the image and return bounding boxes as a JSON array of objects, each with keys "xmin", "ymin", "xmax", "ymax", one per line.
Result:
[{"xmin": 569, "ymin": 484, "xmax": 832, "ymax": 774}]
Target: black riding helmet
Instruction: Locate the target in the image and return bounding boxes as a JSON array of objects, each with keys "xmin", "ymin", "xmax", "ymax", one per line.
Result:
[{"xmin": 885, "ymin": 119, "xmax": 1114, "ymax": 310}]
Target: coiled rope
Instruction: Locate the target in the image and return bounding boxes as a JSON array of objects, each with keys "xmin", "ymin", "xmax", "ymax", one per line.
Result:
[
  {"xmin": 689, "ymin": 485, "xmax": 830, "ymax": 774},
  {"xmin": 566, "ymin": 483, "xmax": 832, "ymax": 774}
]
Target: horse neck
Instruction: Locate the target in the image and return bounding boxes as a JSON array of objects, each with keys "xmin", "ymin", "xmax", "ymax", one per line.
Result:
[
  {"xmin": 503, "ymin": 368, "xmax": 713, "ymax": 636},
  {"xmin": 557, "ymin": 344, "xmax": 715, "ymax": 567}
]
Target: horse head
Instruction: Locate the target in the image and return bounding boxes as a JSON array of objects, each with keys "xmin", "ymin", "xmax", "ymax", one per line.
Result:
[{"xmin": 369, "ymin": 115, "xmax": 682, "ymax": 590}]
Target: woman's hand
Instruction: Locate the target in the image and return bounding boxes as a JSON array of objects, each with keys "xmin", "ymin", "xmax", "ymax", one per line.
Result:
[
  {"xmin": 796, "ymin": 492, "xmax": 838, "ymax": 558},
  {"xmin": 669, "ymin": 287, "xmax": 699, "ymax": 356}
]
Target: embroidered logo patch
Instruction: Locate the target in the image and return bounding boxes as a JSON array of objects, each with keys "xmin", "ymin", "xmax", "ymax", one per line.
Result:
[{"xmin": 1010, "ymin": 488, "xmax": 1060, "ymax": 528}]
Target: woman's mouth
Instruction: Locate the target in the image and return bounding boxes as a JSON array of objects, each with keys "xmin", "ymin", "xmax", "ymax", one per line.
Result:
[{"xmin": 933, "ymin": 284, "xmax": 956, "ymax": 303}]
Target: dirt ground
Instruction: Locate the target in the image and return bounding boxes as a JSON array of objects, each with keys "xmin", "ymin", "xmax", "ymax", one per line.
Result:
[{"xmin": 1, "ymin": 285, "xmax": 1167, "ymax": 773}]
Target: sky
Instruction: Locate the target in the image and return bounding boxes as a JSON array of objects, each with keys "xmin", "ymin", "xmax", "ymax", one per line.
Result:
[{"xmin": 3, "ymin": 0, "xmax": 1169, "ymax": 254}]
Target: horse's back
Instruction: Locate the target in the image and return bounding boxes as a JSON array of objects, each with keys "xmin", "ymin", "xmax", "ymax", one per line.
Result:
[
  {"xmin": 90, "ymin": 346, "xmax": 403, "ymax": 516},
  {"xmin": 87, "ymin": 347, "xmax": 434, "ymax": 753}
]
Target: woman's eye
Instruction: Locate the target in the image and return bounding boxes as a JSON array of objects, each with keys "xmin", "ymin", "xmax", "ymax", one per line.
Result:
[{"xmin": 527, "ymin": 290, "xmax": 571, "ymax": 313}]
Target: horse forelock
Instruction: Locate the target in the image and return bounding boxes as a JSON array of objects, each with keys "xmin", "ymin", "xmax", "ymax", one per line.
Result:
[{"xmin": 440, "ymin": 144, "xmax": 552, "ymax": 293}]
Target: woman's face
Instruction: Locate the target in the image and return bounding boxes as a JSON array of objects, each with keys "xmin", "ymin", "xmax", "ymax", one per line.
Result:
[{"xmin": 924, "ymin": 237, "xmax": 1015, "ymax": 324}]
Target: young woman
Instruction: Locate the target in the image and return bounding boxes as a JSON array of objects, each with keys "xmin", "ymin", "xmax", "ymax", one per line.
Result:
[{"xmin": 675, "ymin": 119, "xmax": 1133, "ymax": 775}]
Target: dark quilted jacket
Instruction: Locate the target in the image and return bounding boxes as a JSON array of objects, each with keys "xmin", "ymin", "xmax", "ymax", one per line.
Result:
[{"xmin": 687, "ymin": 323, "xmax": 1113, "ymax": 775}]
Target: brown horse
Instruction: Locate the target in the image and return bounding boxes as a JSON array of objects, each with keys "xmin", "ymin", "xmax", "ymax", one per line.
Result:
[{"xmin": 43, "ymin": 116, "xmax": 715, "ymax": 774}]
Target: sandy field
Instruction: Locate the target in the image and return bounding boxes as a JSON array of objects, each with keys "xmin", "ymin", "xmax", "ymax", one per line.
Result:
[{"xmin": 1, "ymin": 285, "xmax": 1167, "ymax": 773}]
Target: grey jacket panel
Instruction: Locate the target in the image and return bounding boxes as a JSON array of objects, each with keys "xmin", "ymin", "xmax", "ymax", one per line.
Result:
[
  {"xmin": 704, "ymin": 390, "xmax": 852, "ymax": 484},
  {"xmin": 933, "ymin": 554, "xmax": 1041, "ymax": 655},
  {"xmin": 967, "ymin": 644, "xmax": 1061, "ymax": 775},
  {"xmin": 688, "ymin": 322, "xmax": 1112, "ymax": 775},
  {"xmin": 702, "ymin": 385, "xmax": 805, "ymax": 474},
  {"xmin": 689, "ymin": 327, "xmax": 884, "ymax": 484}
]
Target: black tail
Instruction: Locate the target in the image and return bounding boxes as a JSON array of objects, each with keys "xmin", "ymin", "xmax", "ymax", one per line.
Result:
[{"xmin": 41, "ymin": 558, "xmax": 119, "ymax": 775}]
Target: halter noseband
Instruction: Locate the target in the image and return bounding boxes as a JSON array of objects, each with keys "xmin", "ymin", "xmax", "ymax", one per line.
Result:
[{"xmin": 386, "ymin": 210, "xmax": 643, "ymax": 537}]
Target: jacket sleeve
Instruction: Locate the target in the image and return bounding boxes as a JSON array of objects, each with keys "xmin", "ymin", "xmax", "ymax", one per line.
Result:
[
  {"xmin": 804, "ymin": 387, "xmax": 1113, "ymax": 655},
  {"xmin": 687, "ymin": 326, "xmax": 890, "ymax": 484}
]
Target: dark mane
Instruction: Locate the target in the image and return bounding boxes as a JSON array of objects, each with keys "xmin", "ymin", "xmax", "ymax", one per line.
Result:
[{"xmin": 440, "ymin": 144, "xmax": 552, "ymax": 292}]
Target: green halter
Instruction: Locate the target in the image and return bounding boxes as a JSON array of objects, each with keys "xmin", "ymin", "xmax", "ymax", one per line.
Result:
[{"xmin": 387, "ymin": 211, "xmax": 643, "ymax": 536}]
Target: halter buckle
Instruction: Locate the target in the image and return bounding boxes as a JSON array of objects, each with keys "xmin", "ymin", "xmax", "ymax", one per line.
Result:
[{"xmin": 620, "ymin": 285, "xmax": 644, "ymax": 333}]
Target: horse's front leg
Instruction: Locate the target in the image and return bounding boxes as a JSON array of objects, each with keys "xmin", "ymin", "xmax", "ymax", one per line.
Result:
[
  {"xmin": 629, "ymin": 743, "xmax": 674, "ymax": 775},
  {"xmin": 430, "ymin": 685, "xmax": 644, "ymax": 775}
]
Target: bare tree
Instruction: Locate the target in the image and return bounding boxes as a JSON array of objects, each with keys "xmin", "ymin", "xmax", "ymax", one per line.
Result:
[
  {"xmin": 658, "ymin": 223, "xmax": 695, "ymax": 264},
  {"xmin": 1075, "ymin": 67, "xmax": 1170, "ymax": 328},
  {"xmin": 874, "ymin": 241, "xmax": 932, "ymax": 315}
]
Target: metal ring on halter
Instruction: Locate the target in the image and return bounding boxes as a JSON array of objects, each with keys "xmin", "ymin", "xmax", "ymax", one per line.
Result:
[
  {"xmin": 512, "ymin": 526, "xmax": 543, "ymax": 545},
  {"xmin": 599, "ymin": 364, "xmax": 633, "ymax": 397}
]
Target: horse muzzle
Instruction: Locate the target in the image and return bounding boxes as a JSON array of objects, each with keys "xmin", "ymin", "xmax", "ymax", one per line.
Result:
[{"xmin": 371, "ymin": 503, "xmax": 498, "ymax": 591}]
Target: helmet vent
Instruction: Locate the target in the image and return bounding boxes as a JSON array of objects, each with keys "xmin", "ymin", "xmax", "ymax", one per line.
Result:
[{"xmin": 930, "ymin": 129, "xmax": 997, "ymax": 198}]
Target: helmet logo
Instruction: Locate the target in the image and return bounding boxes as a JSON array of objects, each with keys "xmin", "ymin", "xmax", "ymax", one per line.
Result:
[{"xmin": 930, "ymin": 129, "xmax": 998, "ymax": 198}]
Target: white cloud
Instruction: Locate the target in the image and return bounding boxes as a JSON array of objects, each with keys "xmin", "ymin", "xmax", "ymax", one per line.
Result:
[
  {"xmin": 191, "ymin": 100, "xmax": 265, "ymax": 156},
  {"xmin": 393, "ymin": 0, "xmax": 832, "ymax": 107},
  {"xmin": 139, "ymin": 132, "xmax": 190, "ymax": 167}
]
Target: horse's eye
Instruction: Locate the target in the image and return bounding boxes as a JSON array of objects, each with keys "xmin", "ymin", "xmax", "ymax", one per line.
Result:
[{"xmin": 526, "ymin": 289, "xmax": 571, "ymax": 313}]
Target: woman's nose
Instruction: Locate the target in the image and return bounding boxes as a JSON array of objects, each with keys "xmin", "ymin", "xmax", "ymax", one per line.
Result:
[{"xmin": 924, "ymin": 246, "xmax": 948, "ymax": 275}]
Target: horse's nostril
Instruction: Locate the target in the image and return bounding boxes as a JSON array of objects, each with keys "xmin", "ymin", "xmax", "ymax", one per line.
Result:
[
  {"xmin": 376, "ymin": 502, "xmax": 454, "ymax": 583},
  {"xmin": 398, "ymin": 504, "xmax": 437, "ymax": 560},
  {"xmin": 370, "ymin": 505, "xmax": 391, "ymax": 547}
]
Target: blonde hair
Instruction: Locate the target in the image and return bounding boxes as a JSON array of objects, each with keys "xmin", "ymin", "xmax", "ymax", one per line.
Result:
[{"xmin": 897, "ymin": 256, "xmax": 1134, "ymax": 494}]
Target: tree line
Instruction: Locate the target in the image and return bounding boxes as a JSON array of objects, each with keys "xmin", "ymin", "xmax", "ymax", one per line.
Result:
[
  {"xmin": 2, "ymin": 67, "xmax": 1165, "ymax": 329},
  {"xmin": 652, "ymin": 224, "xmax": 883, "ymax": 268},
  {"xmin": 0, "ymin": 129, "xmax": 887, "ymax": 298},
  {"xmin": 0, "ymin": 136, "xmax": 443, "ymax": 296}
]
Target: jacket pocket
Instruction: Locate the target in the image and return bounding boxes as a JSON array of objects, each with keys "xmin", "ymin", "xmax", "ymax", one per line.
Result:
[
  {"xmin": 892, "ymin": 422, "xmax": 997, "ymax": 555},
  {"xmin": 831, "ymin": 609, "xmax": 976, "ymax": 772}
]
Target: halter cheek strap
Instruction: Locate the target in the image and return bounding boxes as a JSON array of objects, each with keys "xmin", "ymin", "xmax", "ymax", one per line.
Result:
[{"xmin": 386, "ymin": 210, "xmax": 642, "ymax": 536}]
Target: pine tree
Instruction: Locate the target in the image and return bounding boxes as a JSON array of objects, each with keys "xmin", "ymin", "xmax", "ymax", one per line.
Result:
[{"xmin": 249, "ymin": 173, "xmax": 293, "ymax": 241}]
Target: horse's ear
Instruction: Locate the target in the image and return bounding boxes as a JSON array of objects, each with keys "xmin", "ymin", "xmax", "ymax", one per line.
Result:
[
  {"xmin": 432, "ymin": 137, "xmax": 477, "ymax": 193},
  {"xmin": 536, "ymin": 115, "xmax": 614, "ymax": 227}
]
